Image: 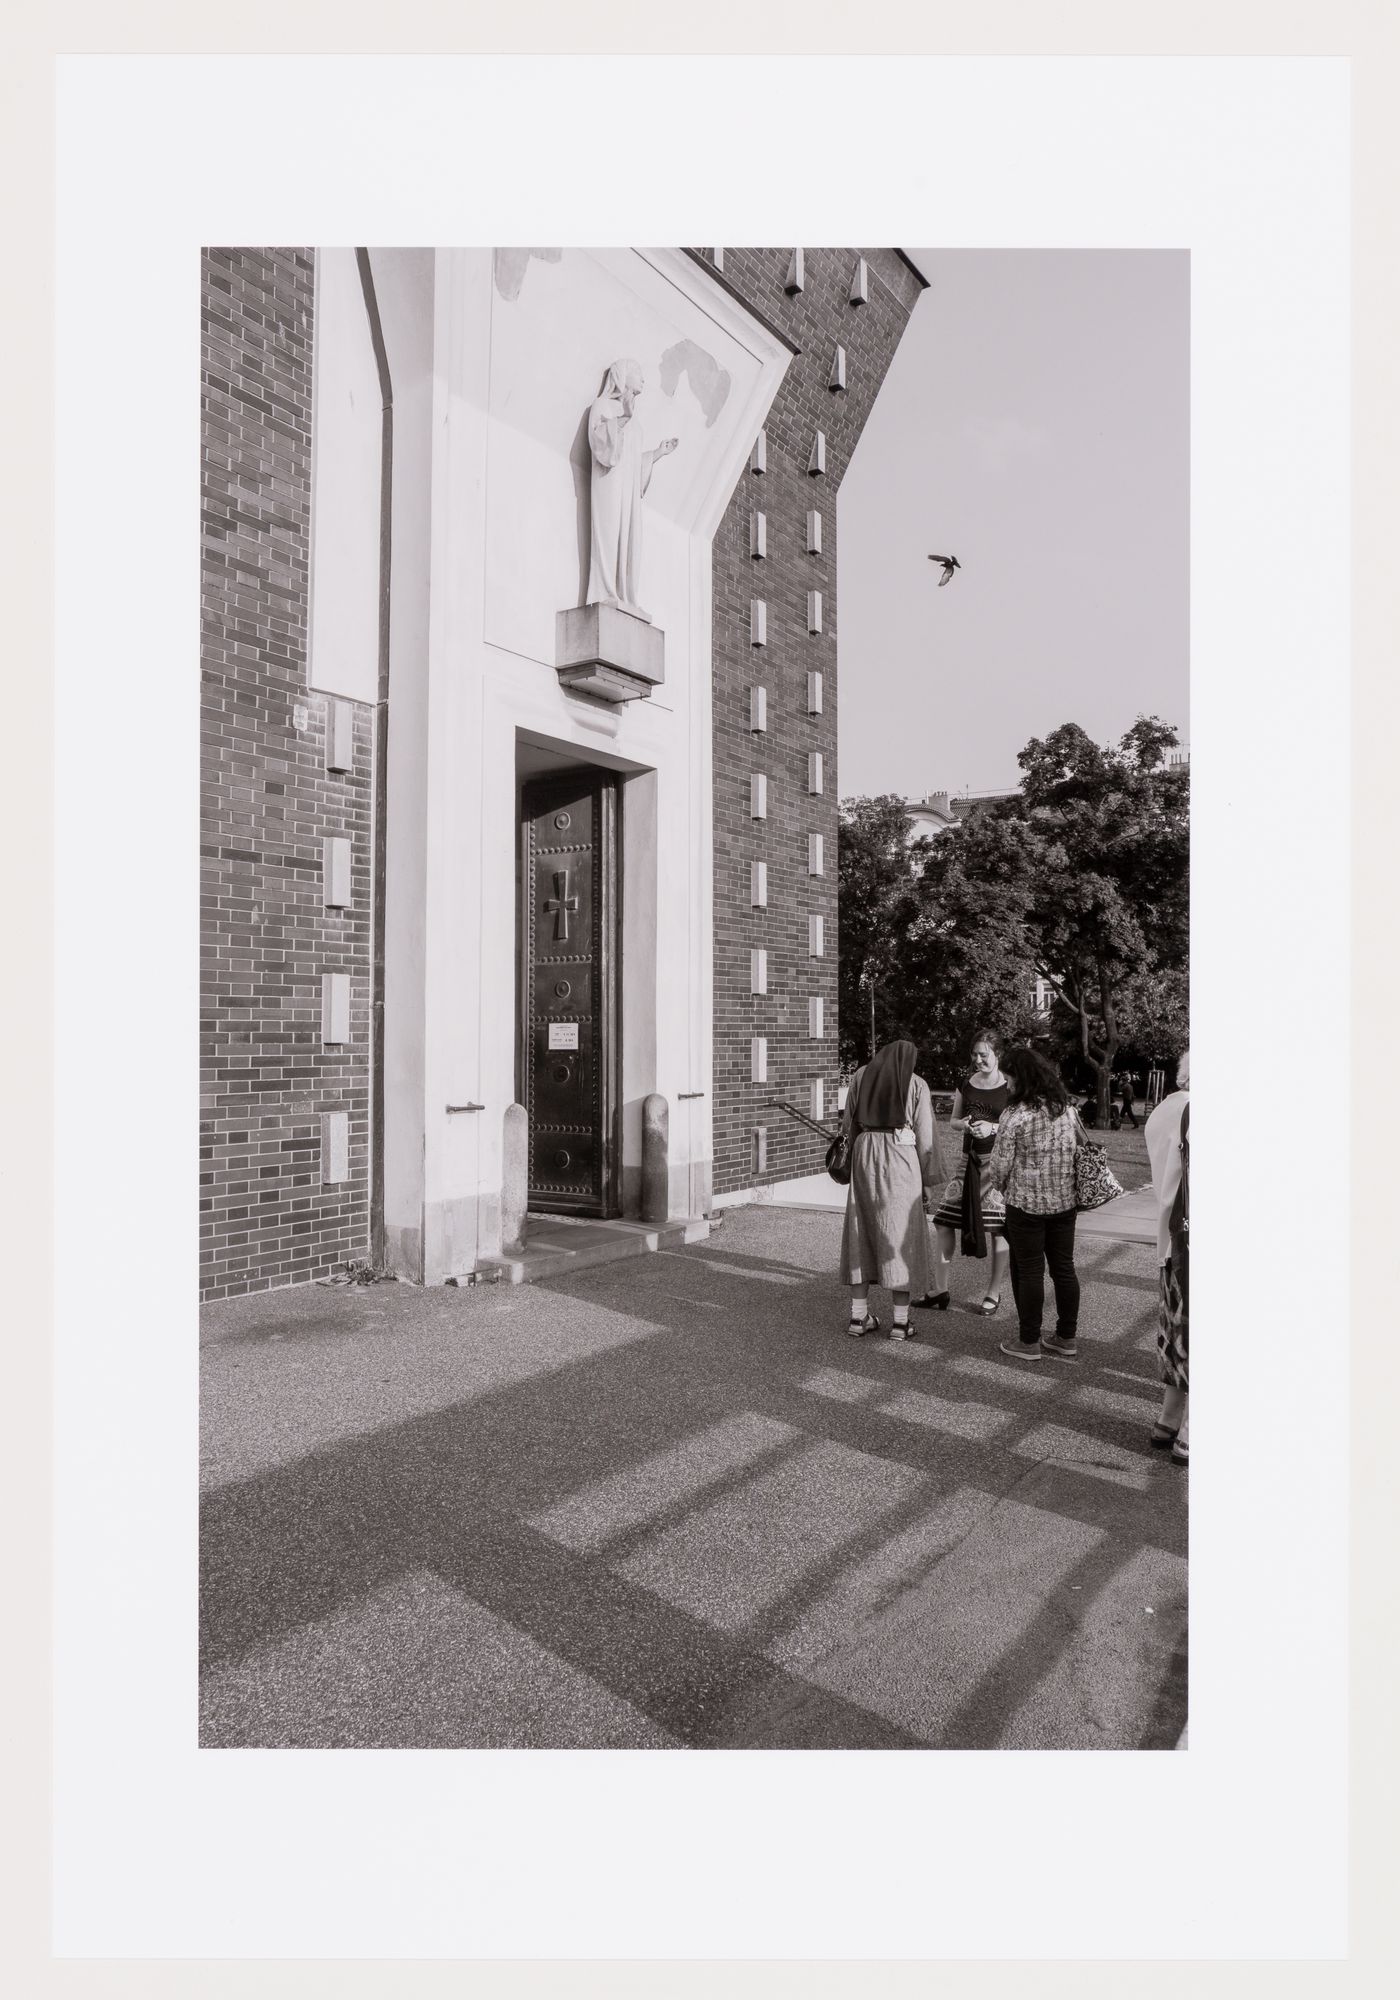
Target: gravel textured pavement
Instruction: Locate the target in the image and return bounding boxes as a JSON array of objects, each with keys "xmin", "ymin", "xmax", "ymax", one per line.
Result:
[{"xmin": 200, "ymin": 1205, "xmax": 1185, "ymax": 1750}]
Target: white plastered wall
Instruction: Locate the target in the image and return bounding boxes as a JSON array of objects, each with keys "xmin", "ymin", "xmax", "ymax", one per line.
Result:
[
  {"xmin": 306, "ymin": 248, "xmax": 383, "ymax": 707},
  {"xmin": 380, "ymin": 246, "xmax": 788, "ymax": 1282}
]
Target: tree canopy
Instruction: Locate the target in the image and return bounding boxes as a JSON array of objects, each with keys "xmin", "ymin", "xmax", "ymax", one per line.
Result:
[{"xmin": 837, "ymin": 717, "xmax": 1189, "ymax": 1113}]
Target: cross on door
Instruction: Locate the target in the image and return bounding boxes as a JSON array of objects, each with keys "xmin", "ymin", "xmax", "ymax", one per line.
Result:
[{"xmin": 544, "ymin": 868, "xmax": 580, "ymax": 941}]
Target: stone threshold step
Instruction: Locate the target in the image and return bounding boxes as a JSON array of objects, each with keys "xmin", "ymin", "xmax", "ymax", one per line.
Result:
[{"xmin": 458, "ymin": 1215, "xmax": 710, "ymax": 1287}]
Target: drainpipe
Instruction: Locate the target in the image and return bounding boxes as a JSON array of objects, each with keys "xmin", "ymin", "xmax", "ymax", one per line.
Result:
[{"xmin": 355, "ymin": 250, "xmax": 393, "ymax": 1269}]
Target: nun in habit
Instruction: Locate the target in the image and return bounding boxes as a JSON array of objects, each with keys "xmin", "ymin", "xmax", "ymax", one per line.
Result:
[
  {"xmin": 586, "ymin": 358, "xmax": 677, "ymax": 617},
  {"xmin": 839, "ymin": 1039, "xmax": 947, "ymax": 1340}
]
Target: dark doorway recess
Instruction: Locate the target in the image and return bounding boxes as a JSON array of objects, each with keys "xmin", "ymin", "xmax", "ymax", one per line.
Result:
[{"xmin": 519, "ymin": 769, "xmax": 621, "ymax": 1217}]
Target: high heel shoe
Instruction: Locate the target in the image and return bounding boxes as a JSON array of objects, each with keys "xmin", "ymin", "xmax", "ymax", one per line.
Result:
[
  {"xmin": 913, "ymin": 1292, "xmax": 950, "ymax": 1311},
  {"xmin": 980, "ymin": 1295, "xmax": 1001, "ymax": 1317}
]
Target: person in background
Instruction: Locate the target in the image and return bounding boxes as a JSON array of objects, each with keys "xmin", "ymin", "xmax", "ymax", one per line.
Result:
[
  {"xmin": 1115, "ymin": 1069, "xmax": 1140, "ymax": 1130},
  {"xmin": 985, "ymin": 1045, "xmax": 1081, "ymax": 1362},
  {"xmin": 839, "ymin": 1038, "xmax": 946, "ymax": 1342},
  {"xmin": 923, "ymin": 1028, "xmax": 1012, "ymax": 1316},
  {"xmin": 1145, "ymin": 1049, "xmax": 1190, "ymax": 1466}
]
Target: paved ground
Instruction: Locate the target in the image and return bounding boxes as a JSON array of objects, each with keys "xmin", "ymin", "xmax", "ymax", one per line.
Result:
[{"xmin": 200, "ymin": 1206, "xmax": 1185, "ymax": 1750}]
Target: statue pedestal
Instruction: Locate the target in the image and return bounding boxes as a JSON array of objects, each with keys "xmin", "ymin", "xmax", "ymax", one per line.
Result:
[{"xmin": 556, "ymin": 602, "xmax": 665, "ymax": 703}]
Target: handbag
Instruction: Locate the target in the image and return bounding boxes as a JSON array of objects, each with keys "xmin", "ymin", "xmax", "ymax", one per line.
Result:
[
  {"xmin": 1072, "ymin": 1109, "xmax": 1125, "ymax": 1211},
  {"xmin": 826, "ymin": 1077, "xmax": 861, "ymax": 1185},
  {"xmin": 825, "ymin": 1126, "xmax": 853, "ymax": 1185}
]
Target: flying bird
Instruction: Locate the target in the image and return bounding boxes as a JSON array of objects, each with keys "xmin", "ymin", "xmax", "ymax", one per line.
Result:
[{"xmin": 928, "ymin": 554, "xmax": 961, "ymax": 587}]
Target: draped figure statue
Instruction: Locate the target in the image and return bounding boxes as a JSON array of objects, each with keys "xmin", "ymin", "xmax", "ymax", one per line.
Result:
[{"xmin": 586, "ymin": 359, "xmax": 677, "ymax": 618}]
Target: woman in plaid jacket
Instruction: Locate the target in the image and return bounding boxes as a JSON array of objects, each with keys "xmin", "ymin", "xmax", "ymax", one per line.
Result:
[{"xmin": 985, "ymin": 1045, "xmax": 1082, "ymax": 1363}]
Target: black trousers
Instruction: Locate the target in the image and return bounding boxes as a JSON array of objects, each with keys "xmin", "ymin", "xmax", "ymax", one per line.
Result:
[{"xmin": 1003, "ymin": 1204, "xmax": 1080, "ymax": 1344}]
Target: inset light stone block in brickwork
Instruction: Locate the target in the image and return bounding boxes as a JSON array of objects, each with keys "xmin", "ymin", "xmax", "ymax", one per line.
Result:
[
  {"xmin": 751, "ymin": 773, "xmax": 768, "ymax": 819},
  {"xmin": 710, "ymin": 248, "xmax": 725, "ymax": 271},
  {"xmin": 810, "ymin": 1078, "xmax": 825, "ymax": 1121},
  {"xmin": 808, "ymin": 752, "xmax": 824, "ymax": 794},
  {"xmin": 807, "ymin": 590, "xmax": 823, "ymax": 634},
  {"xmin": 751, "ymin": 1037, "xmax": 768, "ymax": 1084},
  {"xmin": 807, "ymin": 669, "xmax": 823, "ymax": 715},
  {"xmin": 321, "ymin": 1111, "xmax": 349, "ymax": 1184},
  {"xmin": 323, "ymin": 836, "xmax": 353, "ymax": 909},
  {"xmin": 321, "ymin": 972, "xmax": 351, "ymax": 1044},
  {"xmin": 750, "ymin": 599, "xmax": 768, "ymax": 646},
  {"xmin": 750, "ymin": 685, "xmax": 768, "ymax": 732},
  {"xmin": 809, "ymin": 832, "xmax": 825, "ymax": 875},
  {"xmin": 751, "ymin": 947, "xmax": 768, "ymax": 994},
  {"xmin": 829, "ymin": 346, "xmax": 847, "ymax": 392},
  {"xmin": 809, "ymin": 996, "xmax": 825, "ymax": 1039},
  {"xmin": 753, "ymin": 1125, "xmax": 768, "ymax": 1174},
  {"xmin": 750, "ymin": 431, "xmax": 767, "ymax": 475},
  {"xmin": 806, "ymin": 509, "xmax": 823, "ymax": 554},
  {"xmin": 809, "ymin": 914, "xmax": 825, "ymax": 956},
  {"xmin": 785, "ymin": 248, "xmax": 805, "ymax": 294},
  {"xmin": 850, "ymin": 257, "xmax": 869, "ymax": 305},
  {"xmin": 327, "ymin": 700, "xmax": 355, "ymax": 773},
  {"xmin": 751, "ymin": 860, "xmax": 768, "ymax": 906},
  {"xmin": 750, "ymin": 511, "xmax": 767, "ymax": 559},
  {"xmin": 808, "ymin": 431, "xmax": 826, "ymax": 477}
]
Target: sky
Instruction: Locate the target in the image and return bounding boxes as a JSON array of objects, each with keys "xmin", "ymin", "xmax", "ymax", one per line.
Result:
[{"xmin": 837, "ymin": 249, "xmax": 1189, "ymax": 801}]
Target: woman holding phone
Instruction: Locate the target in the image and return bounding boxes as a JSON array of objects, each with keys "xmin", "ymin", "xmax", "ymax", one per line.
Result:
[{"xmin": 922, "ymin": 1029, "xmax": 1012, "ymax": 1316}]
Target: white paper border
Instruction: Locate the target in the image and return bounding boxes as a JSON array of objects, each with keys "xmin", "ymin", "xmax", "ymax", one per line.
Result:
[{"xmin": 53, "ymin": 53, "xmax": 1349, "ymax": 1961}]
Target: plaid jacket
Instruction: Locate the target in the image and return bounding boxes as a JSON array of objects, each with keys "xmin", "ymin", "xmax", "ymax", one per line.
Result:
[{"xmin": 986, "ymin": 1102, "xmax": 1078, "ymax": 1215}]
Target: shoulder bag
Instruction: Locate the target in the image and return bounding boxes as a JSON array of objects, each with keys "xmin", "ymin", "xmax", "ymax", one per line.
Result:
[
  {"xmin": 1072, "ymin": 1107, "xmax": 1125, "ymax": 1211},
  {"xmin": 826, "ymin": 1076, "xmax": 860, "ymax": 1184}
]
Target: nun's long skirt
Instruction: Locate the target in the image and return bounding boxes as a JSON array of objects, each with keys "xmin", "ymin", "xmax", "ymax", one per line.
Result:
[{"xmin": 839, "ymin": 1131, "xmax": 931, "ymax": 1294}]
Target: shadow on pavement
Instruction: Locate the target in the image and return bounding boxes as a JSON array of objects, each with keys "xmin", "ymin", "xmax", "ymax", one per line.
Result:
[{"xmin": 200, "ymin": 1213, "xmax": 1186, "ymax": 1750}]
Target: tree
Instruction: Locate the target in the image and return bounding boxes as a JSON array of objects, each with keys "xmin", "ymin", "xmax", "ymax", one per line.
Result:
[
  {"xmin": 837, "ymin": 798, "xmax": 1044, "ymax": 1082},
  {"xmin": 1112, "ymin": 964, "xmax": 1190, "ymax": 1073},
  {"xmin": 837, "ymin": 718, "xmax": 1188, "ymax": 1116},
  {"xmin": 836, "ymin": 794, "xmax": 920, "ymax": 1068},
  {"xmin": 924, "ymin": 717, "xmax": 1189, "ymax": 1121}
]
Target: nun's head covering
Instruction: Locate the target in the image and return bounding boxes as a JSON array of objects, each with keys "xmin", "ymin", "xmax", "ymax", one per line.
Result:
[{"xmin": 857, "ymin": 1039, "xmax": 919, "ymax": 1130}]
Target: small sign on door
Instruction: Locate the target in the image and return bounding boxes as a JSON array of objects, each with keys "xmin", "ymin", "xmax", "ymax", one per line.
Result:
[{"xmin": 548, "ymin": 1021, "xmax": 580, "ymax": 1050}]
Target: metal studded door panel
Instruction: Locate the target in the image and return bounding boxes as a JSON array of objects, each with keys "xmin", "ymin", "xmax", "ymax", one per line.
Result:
[{"xmin": 521, "ymin": 771, "xmax": 619, "ymax": 1215}]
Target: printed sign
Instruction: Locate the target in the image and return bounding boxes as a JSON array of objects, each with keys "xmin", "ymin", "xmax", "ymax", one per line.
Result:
[{"xmin": 548, "ymin": 1022, "xmax": 580, "ymax": 1050}]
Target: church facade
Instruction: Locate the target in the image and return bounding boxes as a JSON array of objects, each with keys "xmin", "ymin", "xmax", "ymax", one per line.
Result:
[{"xmin": 200, "ymin": 247, "xmax": 923, "ymax": 1299}]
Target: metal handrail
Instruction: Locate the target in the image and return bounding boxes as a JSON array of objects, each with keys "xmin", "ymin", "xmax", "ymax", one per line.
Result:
[{"xmin": 767, "ymin": 1098, "xmax": 840, "ymax": 1139}]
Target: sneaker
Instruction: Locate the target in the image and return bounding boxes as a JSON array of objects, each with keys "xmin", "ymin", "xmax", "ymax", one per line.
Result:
[
  {"xmin": 998, "ymin": 1338, "xmax": 1043, "ymax": 1361},
  {"xmin": 1042, "ymin": 1333, "xmax": 1078, "ymax": 1360}
]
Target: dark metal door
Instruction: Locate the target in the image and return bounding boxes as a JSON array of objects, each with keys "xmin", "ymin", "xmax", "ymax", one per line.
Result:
[{"xmin": 520, "ymin": 770, "xmax": 620, "ymax": 1216}]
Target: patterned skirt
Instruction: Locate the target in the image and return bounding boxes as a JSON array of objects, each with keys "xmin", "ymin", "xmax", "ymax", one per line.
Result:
[
  {"xmin": 1157, "ymin": 1254, "xmax": 1189, "ymax": 1390},
  {"xmin": 932, "ymin": 1158, "xmax": 1006, "ymax": 1237}
]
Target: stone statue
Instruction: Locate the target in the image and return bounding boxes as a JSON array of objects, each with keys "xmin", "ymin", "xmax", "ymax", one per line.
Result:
[{"xmin": 586, "ymin": 359, "xmax": 677, "ymax": 619}]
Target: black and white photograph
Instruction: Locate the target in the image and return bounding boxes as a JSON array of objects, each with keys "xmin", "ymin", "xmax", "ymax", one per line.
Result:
[
  {"xmin": 197, "ymin": 243, "xmax": 1190, "ymax": 1754},
  {"xmin": 42, "ymin": 38, "xmax": 1360, "ymax": 1972}
]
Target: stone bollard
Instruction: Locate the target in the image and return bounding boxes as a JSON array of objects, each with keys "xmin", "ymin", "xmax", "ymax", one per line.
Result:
[
  {"xmin": 641, "ymin": 1093, "xmax": 669, "ymax": 1224},
  {"xmin": 501, "ymin": 1103, "xmax": 528, "ymax": 1252}
]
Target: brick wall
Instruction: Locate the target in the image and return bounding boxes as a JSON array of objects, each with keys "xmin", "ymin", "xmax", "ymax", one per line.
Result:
[
  {"xmin": 200, "ymin": 248, "xmax": 373, "ymax": 1299},
  {"xmin": 707, "ymin": 249, "xmax": 923, "ymax": 1194}
]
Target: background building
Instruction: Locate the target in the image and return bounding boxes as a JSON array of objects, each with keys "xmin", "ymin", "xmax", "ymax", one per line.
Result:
[{"xmin": 200, "ymin": 247, "xmax": 922, "ymax": 1299}]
